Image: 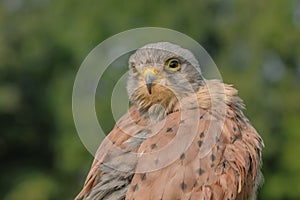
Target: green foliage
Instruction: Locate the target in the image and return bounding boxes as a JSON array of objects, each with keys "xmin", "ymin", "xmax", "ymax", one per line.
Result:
[
  {"xmin": 1, "ymin": 0, "xmax": 299, "ymax": 199},
  {"xmin": 4, "ymin": 172, "xmax": 58, "ymax": 200}
]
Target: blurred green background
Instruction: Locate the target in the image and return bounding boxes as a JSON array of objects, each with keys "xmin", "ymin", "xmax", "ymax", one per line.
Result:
[{"xmin": 1, "ymin": 0, "xmax": 300, "ymax": 199}]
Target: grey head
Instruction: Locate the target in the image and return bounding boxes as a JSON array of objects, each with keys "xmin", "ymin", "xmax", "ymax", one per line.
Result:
[{"xmin": 126, "ymin": 42, "xmax": 204, "ymax": 114}]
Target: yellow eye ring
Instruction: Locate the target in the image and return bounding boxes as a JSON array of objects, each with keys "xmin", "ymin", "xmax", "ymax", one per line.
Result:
[
  {"xmin": 165, "ymin": 58, "xmax": 181, "ymax": 71},
  {"xmin": 130, "ymin": 62, "xmax": 138, "ymax": 75}
]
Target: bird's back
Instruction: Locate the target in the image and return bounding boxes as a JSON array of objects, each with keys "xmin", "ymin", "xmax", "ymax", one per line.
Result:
[{"xmin": 76, "ymin": 80, "xmax": 264, "ymax": 200}]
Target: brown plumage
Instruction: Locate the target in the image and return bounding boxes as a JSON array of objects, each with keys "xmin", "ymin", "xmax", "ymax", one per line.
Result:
[{"xmin": 76, "ymin": 42, "xmax": 264, "ymax": 200}]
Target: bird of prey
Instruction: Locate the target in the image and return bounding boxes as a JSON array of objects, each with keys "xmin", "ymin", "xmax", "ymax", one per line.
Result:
[{"xmin": 75, "ymin": 42, "xmax": 264, "ymax": 200}]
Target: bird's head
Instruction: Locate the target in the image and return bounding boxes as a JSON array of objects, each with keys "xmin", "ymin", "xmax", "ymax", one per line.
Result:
[{"xmin": 127, "ymin": 42, "xmax": 204, "ymax": 115}]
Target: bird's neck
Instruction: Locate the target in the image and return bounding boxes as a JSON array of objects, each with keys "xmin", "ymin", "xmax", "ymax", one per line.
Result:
[
  {"xmin": 130, "ymin": 84, "xmax": 180, "ymax": 120},
  {"xmin": 131, "ymin": 80, "xmax": 244, "ymax": 122}
]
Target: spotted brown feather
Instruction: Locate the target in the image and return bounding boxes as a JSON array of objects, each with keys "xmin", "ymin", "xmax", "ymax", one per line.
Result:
[{"xmin": 75, "ymin": 42, "xmax": 264, "ymax": 200}]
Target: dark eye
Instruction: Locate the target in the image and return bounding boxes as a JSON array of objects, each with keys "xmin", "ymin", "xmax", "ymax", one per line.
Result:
[
  {"xmin": 130, "ymin": 62, "xmax": 138, "ymax": 74},
  {"xmin": 166, "ymin": 58, "xmax": 181, "ymax": 71}
]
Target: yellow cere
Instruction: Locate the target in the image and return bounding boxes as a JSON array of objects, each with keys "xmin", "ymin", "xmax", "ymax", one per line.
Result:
[{"xmin": 143, "ymin": 68, "xmax": 159, "ymax": 77}]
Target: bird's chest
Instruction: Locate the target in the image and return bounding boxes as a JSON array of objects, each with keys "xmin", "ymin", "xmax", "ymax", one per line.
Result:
[{"xmin": 124, "ymin": 109, "xmax": 228, "ymax": 200}]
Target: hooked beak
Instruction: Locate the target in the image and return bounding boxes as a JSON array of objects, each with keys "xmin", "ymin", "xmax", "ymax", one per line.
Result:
[{"xmin": 144, "ymin": 69, "xmax": 158, "ymax": 94}]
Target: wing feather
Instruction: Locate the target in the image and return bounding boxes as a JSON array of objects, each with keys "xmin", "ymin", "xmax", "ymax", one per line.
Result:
[{"xmin": 76, "ymin": 80, "xmax": 264, "ymax": 200}]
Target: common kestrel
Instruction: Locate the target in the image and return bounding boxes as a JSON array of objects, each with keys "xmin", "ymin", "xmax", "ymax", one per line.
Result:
[{"xmin": 75, "ymin": 42, "xmax": 264, "ymax": 200}]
